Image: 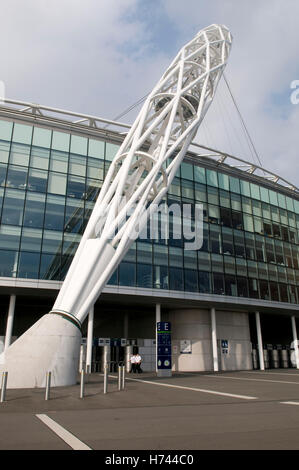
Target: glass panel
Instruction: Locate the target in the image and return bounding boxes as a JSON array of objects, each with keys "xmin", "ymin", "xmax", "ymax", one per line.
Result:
[
  {"xmin": 0, "ymin": 120, "xmax": 13, "ymax": 141},
  {"xmin": 48, "ymin": 172, "xmax": 67, "ymax": 195},
  {"xmin": 137, "ymin": 263, "xmax": 152, "ymax": 288},
  {"xmin": 0, "ymin": 141, "xmax": 10, "ymax": 164},
  {"xmin": 69, "ymin": 154, "xmax": 86, "ymax": 177},
  {"xmin": 87, "ymin": 157, "xmax": 104, "ymax": 180},
  {"xmin": 168, "ymin": 177, "xmax": 181, "ymax": 197},
  {"xmin": 49, "ymin": 150, "xmax": 68, "ymax": 173},
  {"xmin": 88, "ymin": 139, "xmax": 105, "ymax": 159},
  {"xmin": 247, "ymin": 260, "xmax": 258, "ymax": 278},
  {"xmin": 23, "ymin": 192, "xmax": 46, "ymax": 228},
  {"xmin": 0, "ymin": 163, "xmax": 7, "ymax": 186},
  {"xmin": 259, "ymin": 280, "xmax": 270, "ymax": 300},
  {"xmin": 1, "ymin": 189, "xmax": 25, "ymax": 225},
  {"xmin": 229, "ymin": 176, "xmax": 240, "ymax": 193},
  {"xmin": 260, "ymin": 187, "xmax": 270, "ymax": 203},
  {"xmin": 119, "ymin": 261, "xmax": 136, "ymax": 286},
  {"xmin": 0, "ymin": 225, "xmax": 21, "ymax": 250},
  {"xmin": 198, "ymin": 271, "xmax": 210, "ymax": 293},
  {"xmin": 20, "ymin": 228, "xmax": 42, "ymax": 252},
  {"xmin": 269, "ymin": 190, "xmax": 278, "ymax": 206},
  {"xmin": 219, "ymin": 190, "xmax": 230, "ymax": 208},
  {"xmin": 153, "ymin": 244, "xmax": 168, "ymax": 266},
  {"xmin": 169, "ymin": 267, "xmax": 184, "ymax": 290},
  {"xmin": 278, "ymin": 193, "xmax": 286, "ymax": 209},
  {"xmin": 244, "ymin": 214, "xmax": 254, "ymax": 233},
  {"xmin": 28, "ymin": 168, "xmax": 48, "ymax": 193},
  {"xmin": 18, "ymin": 251, "xmax": 40, "ymax": 279},
  {"xmin": 44, "ymin": 195, "xmax": 65, "ymax": 231},
  {"xmin": 39, "ymin": 253, "xmax": 61, "ymax": 280},
  {"xmin": 271, "ymin": 205, "xmax": 279, "ymax": 222},
  {"xmin": 9, "ymin": 143, "xmax": 30, "ymax": 167},
  {"xmin": 181, "ymin": 179, "xmax": 194, "ymax": 199},
  {"xmin": 224, "ymin": 256, "xmax": 235, "ymax": 275},
  {"xmin": 207, "ymin": 186, "xmax": 218, "ymax": 205},
  {"xmin": 252, "ymin": 200, "xmax": 262, "ymax": 217},
  {"xmin": 220, "ymin": 207, "xmax": 232, "ymax": 228},
  {"xmin": 225, "ymin": 274, "xmax": 237, "ymax": 296},
  {"xmin": 63, "ymin": 233, "xmax": 81, "ymax": 256},
  {"xmin": 240, "ymin": 180, "xmax": 250, "ymax": 197},
  {"xmin": 212, "ymin": 254, "xmax": 224, "ymax": 272},
  {"xmin": 231, "ymin": 194, "xmax": 241, "ymax": 211},
  {"xmin": 197, "ymin": 251, "xmax": 211, "ymax": 271},
  {"xmin": 30, "ymin": 147, "xmax": 50, "ymax": 170},
  {"xmin": 169, "ymin": 246, "xmax": 183, "ymax": 267},
  {"xmin": 242, "ymin": 196, "xmax": 252, "ymax": 214},
  {"xmin": 184, "ymin": 249, "xmax": 198, "ymax": 269},
  {"xmin": 218, "ymin": 173, "xmax": 229, "ymax": 190},
  {"xmin": 286, "ymin": 197, "xmax": 294, "ymax": 212},
  {"xmin": 42, "ymin": 230, "xmax": 63, "ymax": 253},
  {"xmin": 222, "ymin": 228, "xmax": 234, "ymax": 255},
  {"xmin": 51, "ymin": 131, "xmax": 70, "ymax": 152},
  {"xmin": 237, "ymin": 277, "xmax": 248, "ymax": 297},
  {"xmin": 32, "ymin": 127, "xmax": 52, "ymax": 149},
  {"xmin": 206, "ymin": 169, "xmax": 218, "ymax": 187},
  {"xmin": 86, "ymin": 178, "xmax": 101, "ymax": 201},
  {"xmin": 250, "ymin": 183, "xmax": 260, "ymax": 200},
  {"xmin": 6, "ymin": 165, "xmax": 27, "ymax": 189},
  {"xmin": 153, "ymin": 265, "xmax": 168, "ymax": 289},
  {"xmin": 32, "ymin": 127, "xmax": 52, "ymax": 148},
  {"xmin": 213, "ymin": 272, "xmax": 224, "ymax": 294},
  {"xmin": 184, "ymin": 269, "xmax": 198, "ymax": 292},
  {"xmin": 208, "ymin": 205, "xmax": 220, "ymax": 224},
  {"xmin": 248, "ymin": 278, "xmax": 259, "ymax": 298},
  {"xmin": 105, "ymin": 143, "xmax": 119, "ymax": 161},
  {"xmin": 0, "ymin": 249, "xmax": 18, "ymax": 277},
  {"xmin": 194, "ymin": 166, "xmax": 206, "ymax": 183},
  {"xmin": 64, "ymin": 199, "xmax": 84, "ymax": 234},
  {"xmin": 67, "ymin": 175, "xmax": 85, "ymax": 199},
  {"xmin": 12, "ymin": 123, "xmax": 32, "ymax": 144},
  {"xmin": 137, "ymin": 242, "xmax": 152, "ymax": 264},
  {"xmin": 181, "ymin": 162, "xmax": 193, "ymax": 180},
  {"xmin": 194, "ymin": 182, "xmax": 206, "ymax": 202},
  {"xmin": 70, "ymin": 135, "xmax": 88, "ymax": 155}
]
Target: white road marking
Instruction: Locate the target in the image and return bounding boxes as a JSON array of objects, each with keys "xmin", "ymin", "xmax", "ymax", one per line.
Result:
[
  {"xmin": 205, "ymin": 375, "xmax": 299, "ymax": 385},
  {"xmin": 36, "ymin": 414, "xmax": 91, "ymax": 450},
  {"xmin": 126, "ymin": 377, "xmax": 257, "ymax": 400},
  {"xmin": 240, "ymin": 371, "xmax": 299, "ymax": 377},
  {"xmin": 280, "ymin": 401, "xmax": 299, "ymax": 406}
]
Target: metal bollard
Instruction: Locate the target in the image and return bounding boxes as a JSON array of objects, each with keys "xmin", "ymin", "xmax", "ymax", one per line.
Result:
[
  {"xmin": 118, "ymin": 365, "xmax": 122, "ymax": 391},
  {"xmin": 0, "ymin": 372, "xmax": 8, "ymax": 403},
  {"xmin": 80, "ymin": 369, "xmax": 85, "ymax": 399},
  {"xmin": 103, "ymin": 363, "xmax": 108, "ymax": 394},
  {"xmin": 122, "ymin": 365, "xmax": 125, "ymax": 390},
  {"xmin": 45, "ymin": 371, "xmax": 51, "ymax": 401}
]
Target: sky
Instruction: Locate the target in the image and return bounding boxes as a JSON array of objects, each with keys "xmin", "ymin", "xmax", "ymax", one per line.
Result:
[{"xmin": 0, "ymin": 0, "xmax": 298, "ymax": 185}]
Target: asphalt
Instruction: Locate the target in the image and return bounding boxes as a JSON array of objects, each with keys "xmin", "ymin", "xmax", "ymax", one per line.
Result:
[{"xmin": 1, "ymin": 369, "xmax": 299, "ymax": 451}]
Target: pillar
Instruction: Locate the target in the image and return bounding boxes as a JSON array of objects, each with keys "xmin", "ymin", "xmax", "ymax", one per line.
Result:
[
  {"xmin": 291, "ymin": 316, "xmax": 299, "ymax": 369},
  {"xmin": 255, "ymin": 311, "xmax": 265, "ymax": 371},
  {"xmin": 85, "ymin": 306, "xmax": 94, "ymax": 373},
  {"xmin": 155, "ymin": 303, "xmax": 161, "ymax": 372},
  {"xmin": 211, "ymin": 307, "xmax": 218, "ymax": 372},
  {"xmin": 4, "ymin": 295, "xmax": 16, "ymax": 351}
]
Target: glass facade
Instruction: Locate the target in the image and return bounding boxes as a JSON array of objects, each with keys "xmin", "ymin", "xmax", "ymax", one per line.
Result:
[{"xmin": 0, "ymin": 119, "xmax": 298, "ymax": 304}]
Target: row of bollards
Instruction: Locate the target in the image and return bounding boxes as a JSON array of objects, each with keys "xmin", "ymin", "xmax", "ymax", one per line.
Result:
[{"xmin": 0, "ymin": 363, "xmax": 126, "ymax": 402}]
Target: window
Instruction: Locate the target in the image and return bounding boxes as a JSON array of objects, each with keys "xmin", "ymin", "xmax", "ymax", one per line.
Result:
[
  {"xmin": 137, "ymin": 263, "xmax": 152, "ymax": 288},
  {"xmin": 198, "ymin": 271, "xmax": 211, "ymax": 293},
  {"xmin": 1, "ymin": 189, "xmax": 25, "ymax": 225},
  {"xmin": 23, "ymin": 193, "xmax": 45, "ymax": 228},
  {"xmin": 169, "ymin": 267, "xmax": 184, "ymax": 291},
  {"xmin": 32, "ymin": 127, "xmax": 51, "ymax": 148},
  {"xmin": 119, "ymin": 262, "xmax": 136, "ymax": 286},
  {"xmin": 18, "ymin": 251, "xmax": 40, "ymax": 279},
  {"xmin": 184, "ymin": 269, "xmax": 198, "ymax": 292}
]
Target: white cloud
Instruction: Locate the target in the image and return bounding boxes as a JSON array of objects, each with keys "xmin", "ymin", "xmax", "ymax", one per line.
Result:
[{"xmin": 0, "ymin": 0, "xmax": 298, "ymax": 184}]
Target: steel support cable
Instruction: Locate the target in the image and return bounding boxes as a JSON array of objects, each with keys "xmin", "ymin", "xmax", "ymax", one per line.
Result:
[{"xmin": 223, "ymin": 73, "xmax": 264, "ymax": 170}]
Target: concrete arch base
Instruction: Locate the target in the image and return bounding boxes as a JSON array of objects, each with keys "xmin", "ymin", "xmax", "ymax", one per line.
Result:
[{"xmin": 0, "ymin": 313, "xmax": 81, "ymax": 389}]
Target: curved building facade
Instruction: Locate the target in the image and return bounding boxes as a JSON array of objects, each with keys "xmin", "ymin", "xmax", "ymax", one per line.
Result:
[{"xmin": 0, "ymin": 100, "xmax": 298, "ymax": 373}]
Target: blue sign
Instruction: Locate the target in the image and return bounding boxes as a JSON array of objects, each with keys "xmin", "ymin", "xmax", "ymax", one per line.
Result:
[{"xmin": 157, "ymin": 322, "xmax": 171, "ymax": 369}]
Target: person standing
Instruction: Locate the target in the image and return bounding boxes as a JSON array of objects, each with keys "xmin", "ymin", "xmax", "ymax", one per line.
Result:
[
  {"xmin": 130, "ymin": 353, "xmax": 137, "ymax": 373},
  {"xmin": 135, "ymin": 353, "xmax": 142, "ymax": 373}
]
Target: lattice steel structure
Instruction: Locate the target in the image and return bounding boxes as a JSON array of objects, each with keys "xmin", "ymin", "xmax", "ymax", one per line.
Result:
[{"xmin": 0, "ymin": 24, "xmax": 232, "ymax": 387}]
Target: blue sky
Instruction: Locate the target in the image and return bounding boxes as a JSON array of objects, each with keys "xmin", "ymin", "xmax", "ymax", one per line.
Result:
[{"xmin": 0, "ymin": 0, "xmax": 298, "ymax": 184}]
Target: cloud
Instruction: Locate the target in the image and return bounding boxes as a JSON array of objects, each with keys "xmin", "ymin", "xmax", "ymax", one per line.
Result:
[{"xmin": 0, "ymin": 0, "xmax": 298, "ymax": 185}]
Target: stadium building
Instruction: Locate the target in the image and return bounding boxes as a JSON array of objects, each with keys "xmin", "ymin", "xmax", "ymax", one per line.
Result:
[{"xmin": 0, "ymin": 99, "xmax": 298, "ymax": 373}]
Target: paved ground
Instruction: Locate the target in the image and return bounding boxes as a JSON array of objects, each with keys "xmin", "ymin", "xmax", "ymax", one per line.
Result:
[{"xmin": 1, "ymin": 369, "xmax": 299, "ymax": 450}]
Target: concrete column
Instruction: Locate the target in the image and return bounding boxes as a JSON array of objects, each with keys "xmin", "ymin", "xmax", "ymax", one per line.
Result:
[
  {"xmin": 4, "ymin": 295, "xmax": 16, "ymax": 351},
  {"xmin": 210, "ymin": 307, "xmax": 218, "ymax": 372},
  {"xmin": 291, "ymin": 316, "xmax": 299, "ymax": 369},
  {"xmin": 255, "ymin": 311, "xmax": 265, "ymax": 371},
  {"xmin": 85, "ymin": 306, "xmax": 94, "ymax": 373},
  {"xmin": 155, "ymin": 304, "xmax": 161, "ymax": 372}
]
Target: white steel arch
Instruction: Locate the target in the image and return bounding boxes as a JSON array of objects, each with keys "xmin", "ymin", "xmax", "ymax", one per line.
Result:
[{"xmin": 0, "ymin": 24, "xmax": 232, "ymax": 387}]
